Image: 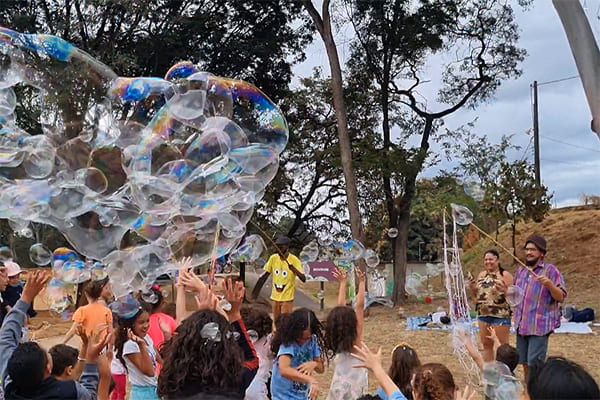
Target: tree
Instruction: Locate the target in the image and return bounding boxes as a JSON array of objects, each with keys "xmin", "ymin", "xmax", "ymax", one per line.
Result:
[
  {"xmin": 0, "ymin": 1, "xmax": 313, "ymax": 100},
  {"xmin": 483, "ymin": 160, "xmax": 552, "ymax": 257},
  {"xmin": 345, "ymin": 0, "xmax": 529, "ymax": 302},
  {"xmin": 302, "ymin": 0, "xmax": 366, "ymax": 251},
  {"xmin": 255, "ymin": 72, "xmax": 379, "ymax": 244}
]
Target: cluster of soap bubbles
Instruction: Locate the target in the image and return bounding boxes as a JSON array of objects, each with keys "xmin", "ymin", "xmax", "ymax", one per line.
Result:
[
  {"xmin": 298, "ymin": 238, "xmax": 381, "ymax": 279},
  {"xmin": 45, "ymin": 247, "xmax": 108, "ymax": 313},
  {"xmin": 228, "ymin": 234, "xmax": 266, "ymax": 263},
  {"xmin": 0, "ymin": 28, "xmax": 287, "ymax": 297}
]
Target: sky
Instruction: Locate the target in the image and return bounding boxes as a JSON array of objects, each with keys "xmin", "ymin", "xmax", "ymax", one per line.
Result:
[{"xmin": 292, "ymin": 0, "xmax": 600, "ymax": 208}]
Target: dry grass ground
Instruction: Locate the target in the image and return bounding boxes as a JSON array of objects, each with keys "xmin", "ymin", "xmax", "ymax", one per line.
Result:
[{"xmin": 34, "ymin": 206, "xmax": 600, "ymax": 398}]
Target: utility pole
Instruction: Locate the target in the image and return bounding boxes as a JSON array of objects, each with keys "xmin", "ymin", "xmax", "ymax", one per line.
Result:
[{"xmin": 532, "ymin": 80, "xmax": 541, "ymax": 187}]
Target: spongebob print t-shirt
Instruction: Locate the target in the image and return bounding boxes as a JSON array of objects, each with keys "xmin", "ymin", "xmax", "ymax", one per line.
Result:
[
  {"xmin": 264, "ymin": 253, "xmax": 303, "ymax": 302},
  {"xmin": 271, "ymin": 335, "xmax": 321, "ymax": 400}
]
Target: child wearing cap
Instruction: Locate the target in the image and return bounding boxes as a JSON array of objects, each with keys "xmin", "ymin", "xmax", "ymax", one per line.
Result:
[{"xmin": 0, "ymin": 261, "xmax": 37, "ymax": 329}]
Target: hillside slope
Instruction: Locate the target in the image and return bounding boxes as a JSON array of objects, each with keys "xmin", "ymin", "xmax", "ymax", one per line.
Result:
[{"xmin": 461, "ymin": 206, "xmax": 600, "ymax": 308}]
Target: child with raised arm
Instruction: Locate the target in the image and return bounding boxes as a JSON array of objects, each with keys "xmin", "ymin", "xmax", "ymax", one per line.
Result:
[
  {"xmin": 325, "ymin": 267, "xmax": 368, "ymax": 399},
  {"xmin": 0, "ymin": 270, "xmax": 111, "ymax": 399}
]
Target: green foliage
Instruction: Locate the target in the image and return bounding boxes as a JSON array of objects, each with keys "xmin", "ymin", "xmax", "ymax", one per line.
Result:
[
  {"xmin": 255, "ymin": 71, "xmax": 379, "ymax": 242},
  {"xmin": 0, "ymin": 0, "xmax": 313, "ymax": 100},
  {"xmin": 483, "ymin": 160, "xmax": 552, "ymax": 225}
]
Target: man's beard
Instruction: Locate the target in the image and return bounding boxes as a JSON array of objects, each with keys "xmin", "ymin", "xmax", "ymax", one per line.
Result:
[{"xmin": 525, "ymin": 257, "xmax": 539, "ymax": 266}]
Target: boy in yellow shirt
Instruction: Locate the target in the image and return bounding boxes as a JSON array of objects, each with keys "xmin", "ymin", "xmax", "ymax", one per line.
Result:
[{"xmin": 252, "ymin": 237, "xmax": 305, "ymax": 320}]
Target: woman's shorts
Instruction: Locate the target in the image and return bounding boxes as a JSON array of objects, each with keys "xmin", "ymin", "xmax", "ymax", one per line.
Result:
[{"xmin": 478, "ymin": 315, "xmax": 512, "ymax": 326}]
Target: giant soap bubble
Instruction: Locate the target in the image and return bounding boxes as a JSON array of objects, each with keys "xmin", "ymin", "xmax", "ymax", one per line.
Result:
[{"xmin": 0, "ymin": 28, "xmax": 288, "ymax": 296}]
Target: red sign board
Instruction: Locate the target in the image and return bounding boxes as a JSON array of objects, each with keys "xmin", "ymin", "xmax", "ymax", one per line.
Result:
[{"xmin": 306, "ymin": 261, "xmax": 338, "ymax": 281}]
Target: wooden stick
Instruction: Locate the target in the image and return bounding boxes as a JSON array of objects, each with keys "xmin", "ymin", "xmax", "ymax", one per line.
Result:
[{"xmin": 468, "ymin": 222, "xmax": 538, "ymax": 277}]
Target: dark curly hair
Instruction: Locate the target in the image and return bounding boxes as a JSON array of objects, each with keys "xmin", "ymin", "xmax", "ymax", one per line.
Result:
[
  {"xmin": 412, "ymin": 363, "xmax": 455, "ymax": 400},
  {"xmin": 157, "ymin": 310, "xmax": 244, "ymax": 399},
  {"xmin": 270, "ymin": 308, "xmax": 327, "ymax": 360},
  {"xmin": 389, "ymin": 344, "xmax": 421, "ymax": 400},
  {"xmin": 240, "ymin": 307, "xmax": 272, "ymax": 340},
  {"xmin": 325, "ymin": 305, "xmax": 357, "ymax": 355},
  {"xmin": 114, "ymin": 309, "xmax": 147, "ymax": 373}
]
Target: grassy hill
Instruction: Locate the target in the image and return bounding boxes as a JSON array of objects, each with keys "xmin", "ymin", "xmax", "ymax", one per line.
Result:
[{"xmin": 461, "ymin": 205, "xmax": 600, "ymax": 308}]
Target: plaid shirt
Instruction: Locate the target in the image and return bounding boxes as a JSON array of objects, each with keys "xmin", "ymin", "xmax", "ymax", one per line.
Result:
[{"xmin": 513, "ymin": 261, "xmax": 567, "ymax": 336}]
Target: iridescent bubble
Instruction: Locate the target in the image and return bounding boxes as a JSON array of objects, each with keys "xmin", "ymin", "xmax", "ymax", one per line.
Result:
[
  {"xmin": 387, "ymin": 228, "xmax": 399, "ymax": 238},
  {"xmin": 450, "ymin": 203, "xmax": 473, "ymax": 226},
  {"xmin": 229, "ymin": 234, "xmax": 266, "ymax": 262},
  {"xmin": 364, "ymin": 249, "xmax": 380, "ymax": 268},
  {"xmin": 141, "ymin": 291, "xmax": 158, "ymax": 304},
  {"xmin": 0, "ymin": 246, "xmax": 13, "ymax": 261},
  {"xmin": 505, "ymin": 285, "xmax": 524, "ymax": 306},
  {"xmin": 342, "ymin": 239, "xmax": 366, "ymax": 261},
  {"xmin": 45, "ymin": 278, "xmax": 71, "ymax": 313},
  {"xmin": 0, "ymin": 27, "xmax": 288, "ymax": 297},
  {"xmin": 109, "ymin": 294, "xmax": 141, "ymax": 319},
  {"xmin": 29, "ymin": 243, "xmax": 52, "ymax": 266}
]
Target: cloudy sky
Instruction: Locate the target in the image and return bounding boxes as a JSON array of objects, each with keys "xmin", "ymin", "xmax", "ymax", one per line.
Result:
[{"xmin": 293, "ymin": 0, "xmax": 600, "ymax": 208}]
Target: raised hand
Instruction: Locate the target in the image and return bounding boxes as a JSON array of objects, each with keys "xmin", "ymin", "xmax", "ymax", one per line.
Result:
[
  {"xmin": 486, "ymin": 326, "xmax": 498, "ymax": 342},
  {"xmin": 351, "ymin": 342, "xmax": 383, "ymax": 372},
  {"xmin": 22, "ymin": 270, "xmax": 51, "ymax": 304},
  {"xmin": 194, "ymin": 287, "xmax": 219, "ymax": 311},
  {"xmin": 179, "ymin": 268, "xmax": 206, "ymax": 293},
  {"xmin": 355, "ymin": 268, "xmax": 366, "ymax": 284},
  {"xmin": 86, "ymin": 329, "xmax": 112, "ymax": 364},
  {"xmin": 332, "ymin": 268, "xmax": 347, "ymax": 281}
]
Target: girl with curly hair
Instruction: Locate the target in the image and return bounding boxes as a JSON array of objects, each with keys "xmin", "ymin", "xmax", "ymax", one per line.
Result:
[
  {"xmin": 270, "ymin": 308, "xmax": 325, "ymax": 400},
  {"xmin": 158, "ymin": 270, "xmax": 258, "ymax": 400},
  {"xmin": 241, "ymin": 307, "xmax": 274, "ymax": 400},
  {"xmin": 376, "ymin": 343, "xmax": 421, "ymax": 400},
  {"xmin": 324, "ymin": 267, "xmax": 367, "ymax": 399},
  {"xmin": 411, "ymin": 363, "xmax": 456, "ymax": 400},
  {"xmin": 115, "ymin": 308, "xmax": 160, "ymax": 400}
]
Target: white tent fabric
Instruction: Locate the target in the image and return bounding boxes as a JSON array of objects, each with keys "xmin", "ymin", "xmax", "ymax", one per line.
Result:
[{"xmin": 553, "ymin": 0, "xmax": 600, "ymax": 138}]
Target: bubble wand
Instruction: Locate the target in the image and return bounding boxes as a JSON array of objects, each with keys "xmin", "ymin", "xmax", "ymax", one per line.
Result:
[{"xmin": 467, "ymin": 221, "xmax": 538, "ymax": 277}]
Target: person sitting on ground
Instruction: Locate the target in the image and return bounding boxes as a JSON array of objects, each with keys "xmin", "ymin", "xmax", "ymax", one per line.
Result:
[
  {"xmin": 0, "ymin": 270, "xmax": 111, "ymax": 400},
  {"xmin": 527, "ymin": 356, "xmax": 600, "ymax": 400}
]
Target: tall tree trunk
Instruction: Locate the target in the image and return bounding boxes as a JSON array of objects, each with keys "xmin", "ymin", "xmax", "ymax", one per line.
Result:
[
  {"xmin": 302, "ymin": 1, "xmax": 365, "ymax": 251},
  {"xmin": 393, "ymin": 207, "xmax": 410, "ymax": 303}
]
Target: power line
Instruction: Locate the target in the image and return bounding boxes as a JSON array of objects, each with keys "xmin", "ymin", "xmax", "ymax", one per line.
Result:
[
  {"xmin": 539, "ymin": 134, "xmax": 600, "ymax": 154},
  {"xmin": 537, "ymin": 75, "xmax": 580, "ymax": 86},
  {"xmin": 539, "ymin": 157, "xmax": 589, "ymax": 166}
]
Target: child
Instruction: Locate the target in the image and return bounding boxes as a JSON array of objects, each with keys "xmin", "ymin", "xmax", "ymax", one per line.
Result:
[
  {"xmin": 270, "ymin": 308, "xmax": 325, "ymax": 400},
  {"xmin": 158, "ymin": 277, "xmax": 259, "ymax": 399},
  {"xmin": 64, "ymin": 277, "xmax": 113, "ymax": 343},
  {"xmin": 325, "ymin": 267, "xmax": 368, "ymax": 399},
  {"xmin": 0, "ymin": 270, "xmax": 110, "ymax": 399},
  {"xmin": 242, "ymin": 307, "xmax": 274, "ymax": 400},
  {"xmin": 115, "ymin": 308, "xmax": 160, "ymax": 400},
  {"xmin": 376, "ymin": 343, "xmax": 421, "ymax": 400},
  {"xmin": 49, "ymin": 344, "xmax": 80, "ymax": 381},
  {"xmin": 109, "ymin": 313, "xmax": 127, "ymax": 400},
  {"xmin": 460, "ymin": 326, "xmax": 519, "ymax": 374},
  {"xmin": 528, "ymin": 357, "xmax": 600, "ymax": 399},
  {"xmin": 140, "ymin": 284, "xmax": 176, "ymax": 375},
  {"xmin": 0, "ymin": 262, "xmax": 37, "ymax": 324}
]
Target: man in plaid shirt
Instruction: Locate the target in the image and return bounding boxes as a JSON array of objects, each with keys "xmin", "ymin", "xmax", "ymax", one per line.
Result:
[{"xmin": 502, "ymin": 235, "xmax": 566, "ymax": 380}]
